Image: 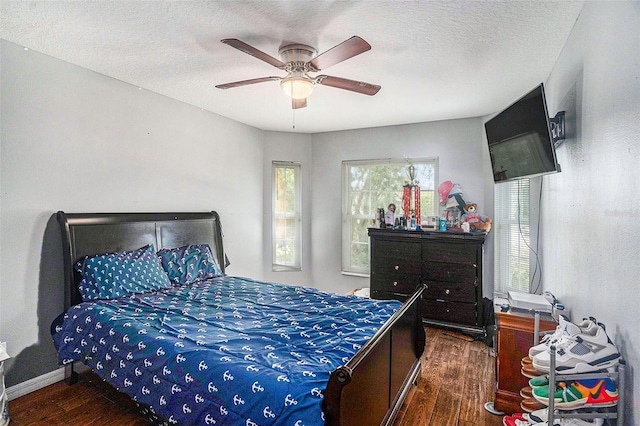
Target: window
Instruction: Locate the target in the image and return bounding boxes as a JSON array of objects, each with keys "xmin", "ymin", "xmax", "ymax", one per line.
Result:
[
  {"xmin": 494, "ymin": 179, "xmax": 530, "ymax": 293},
  {"xmin": 272, "ymin": 162, "xmax": 301, "ymax": 271},
  {"xmin": 342, "ymin": 158, "xmax": 438, "ymax": 275}
]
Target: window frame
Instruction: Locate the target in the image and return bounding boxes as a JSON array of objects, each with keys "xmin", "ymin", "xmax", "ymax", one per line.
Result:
[
  {"xmin": 341, "ymin": 157, "xmax": 438, "ymax": 275},
  {"xmin": 272, "ymin": 161, "xmax": 302, "ymax": 272}
]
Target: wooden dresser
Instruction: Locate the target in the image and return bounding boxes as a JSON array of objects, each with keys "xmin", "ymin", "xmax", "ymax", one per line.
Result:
[
  {"xmin": 493, "ymin": 309, "xmax": 556, "ymax": 414},
  {"xmin": 368, "ymin": 228, "xmax": 486, "ymax": 334}
]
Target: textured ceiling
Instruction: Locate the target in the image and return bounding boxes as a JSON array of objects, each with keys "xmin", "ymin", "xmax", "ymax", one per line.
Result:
[{"xmin": 1, "ymin": 1, "xmax": 584, "ymax": 133}]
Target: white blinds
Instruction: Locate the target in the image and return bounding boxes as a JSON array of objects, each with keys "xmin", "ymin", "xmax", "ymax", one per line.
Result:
[{"xmin": 494, "ymin": 179, "xmax": 531, "ymax": 293}]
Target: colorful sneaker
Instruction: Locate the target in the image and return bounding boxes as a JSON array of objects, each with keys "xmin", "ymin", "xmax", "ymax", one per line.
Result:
[
  {"xmin": 529, "ymin": 375, "xmax": 549, "ymax": 388},
  {"xmin": 529, "ymin": 376, "xmax": 570, "ymax": 391},
  {"xmin": 532, "ymin": 325, "xmax": 620, "ymax": 374},
  {"xmin": 531, "ymin": 378, "xmax": 618, "ymax": 410},
  {"xmin": 528, "ymin": 316, "xmax": 598, "ymax": 358},
  {"xmin": 502, "ymin": 415, "xmax": 531, "ymax": 426},
  {"xmin": 511, "ymin": 413, "xmax": 528, "ymax": 421}
]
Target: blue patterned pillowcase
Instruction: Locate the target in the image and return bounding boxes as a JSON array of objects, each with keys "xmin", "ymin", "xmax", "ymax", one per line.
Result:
[
  {"xmin": 156, "ymin": 244, "xmax": 223, "ymax": 285},
  {"xmin": 74, "ymin": 245, "xmax": 172, "ymax": 301}
]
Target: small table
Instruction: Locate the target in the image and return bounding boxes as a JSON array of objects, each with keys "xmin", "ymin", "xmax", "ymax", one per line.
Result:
[{"xmin": 493, "ymin": 308, "xmax": 556, "ymax": 414}]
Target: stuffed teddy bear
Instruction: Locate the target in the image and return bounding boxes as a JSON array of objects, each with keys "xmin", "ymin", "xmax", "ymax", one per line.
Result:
[{"xmin": 462, "ymin": 203, "xmax": 492, "ymax": 232}]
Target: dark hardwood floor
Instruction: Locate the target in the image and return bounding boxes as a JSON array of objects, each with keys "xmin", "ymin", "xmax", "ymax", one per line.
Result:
[{"xmin": 8, "ymin": 327, "xmax": 504, "ymax": 425}]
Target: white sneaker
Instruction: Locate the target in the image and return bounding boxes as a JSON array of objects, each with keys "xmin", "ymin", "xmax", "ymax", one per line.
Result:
[
  {"xmin": 523, "ymin": 408, "xmax": 547, "ymax": 423},
  {"xmin": 528, "ymin": 316, "xmax": 598, "ymax": 358},
  {"xmin": 532, "ymin": 324, "xmax": 620, "ymax": 374},
  {"xmin": 537, "ymin": 418, "xmax": 603, "ymax": 425}
]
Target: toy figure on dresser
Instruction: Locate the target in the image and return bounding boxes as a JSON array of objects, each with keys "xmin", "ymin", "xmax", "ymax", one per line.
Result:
[
  {"xmin": 462, "ymin": 203, "xmax": 492, "ymax": 232},
  {"xmin": 385, "ymin": 203, "xmax": 396, "ymax": 227}
]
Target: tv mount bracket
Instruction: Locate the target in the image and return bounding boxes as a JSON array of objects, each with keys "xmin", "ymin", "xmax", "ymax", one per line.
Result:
[{"xmin": 549, "ymin": 111, "xmax": 566, "ymax": 146}]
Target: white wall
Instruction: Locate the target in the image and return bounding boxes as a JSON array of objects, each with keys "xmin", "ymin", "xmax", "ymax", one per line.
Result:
[
  {"xmin": 540, "ymin": 2, "xmax": 639, "ymax": 423},
  {"xmin": 262, "ymin": 131, "xmax": 313, "ymax": 286},
  {"xmin": 309, "ymin": 119, "xmax": 493, "ymax": 295},
  {"xmin": 0, "ymin": 40, "xmax": 266, "ymax": 386}
]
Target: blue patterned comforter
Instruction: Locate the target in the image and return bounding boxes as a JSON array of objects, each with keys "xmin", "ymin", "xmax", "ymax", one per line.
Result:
[{"xmin": 52, "ymin": 276, "xmax": 401, "ymax": 425}]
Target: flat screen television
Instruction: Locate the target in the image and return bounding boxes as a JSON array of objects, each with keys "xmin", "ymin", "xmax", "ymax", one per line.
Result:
[{"xmin": 485, "ymin": 83, "xmax": 560, "ymax": 183}]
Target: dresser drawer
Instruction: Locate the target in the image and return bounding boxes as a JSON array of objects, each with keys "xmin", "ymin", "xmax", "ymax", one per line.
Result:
[
  {"xmin": 423, "ymin": 300, "xmax": 478, "ymax": 326},
  {"xmin": 422, "ymin": 242, "xmax": 478, "ymax": 265},
  {"xmin": 423, "ymin": 262, "xmax": 477, "ymax": 283},
  {"xmin": 372, "ymin": 239, "xmax": 421, "ymax": 259},
  {"xmin": 371, "ymin": 273, "xmax": 420, "ymax": 294},
  {"xmin": 424, "ymin": 280, "xmax": 476, "ymax": 303},
  {"xmin": 372, "ymin": 257, "xmax": 422, "ymax": 277}
]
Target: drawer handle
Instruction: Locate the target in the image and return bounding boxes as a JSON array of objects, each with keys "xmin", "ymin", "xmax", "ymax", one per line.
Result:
[
  {"xmin": 393, "ymin": 281, "xmax": 398, "ymax": 286},
  {"xmin": 394, "ymin": 265, "xmax": 400, "ymax": 270},
  {"xmin": 445, "ymin": 289, "xmax": 450, "ymax": 295}
]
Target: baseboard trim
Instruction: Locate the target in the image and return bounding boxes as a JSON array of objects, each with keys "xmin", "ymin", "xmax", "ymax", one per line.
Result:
[{"xmin": 6, "ymin": 367, "xmax": 65, "ymax": 401}]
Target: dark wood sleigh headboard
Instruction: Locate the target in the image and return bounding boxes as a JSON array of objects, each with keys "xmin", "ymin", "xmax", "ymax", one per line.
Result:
[{"xmin": 56, "ymin": 211, "xmax": 226, "ymax": 310}]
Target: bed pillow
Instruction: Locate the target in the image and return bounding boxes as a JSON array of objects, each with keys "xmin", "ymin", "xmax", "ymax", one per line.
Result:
[
  {"xmin": 156, "ymin": 244, "xmax": 223, "ymax": 285},
  {"xmin": 75, "ymin": 245, "xmax": 172, "ymax": 301}
]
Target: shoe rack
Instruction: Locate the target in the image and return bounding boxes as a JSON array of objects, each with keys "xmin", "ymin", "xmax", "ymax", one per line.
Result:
[{"xmin": 534, "ymin": 316, "xmax": 626, "ymax": 425}]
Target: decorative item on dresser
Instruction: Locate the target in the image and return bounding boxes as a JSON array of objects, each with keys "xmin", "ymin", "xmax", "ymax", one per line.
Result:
[{"xmin": 368, "ymin": 228, "xmax": 486, "ymax": 335}]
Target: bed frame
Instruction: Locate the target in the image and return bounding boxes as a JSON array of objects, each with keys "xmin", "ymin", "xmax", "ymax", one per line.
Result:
[{"xmin": 57, "ymin": 211, "xmax": 425, "ymax": 426}]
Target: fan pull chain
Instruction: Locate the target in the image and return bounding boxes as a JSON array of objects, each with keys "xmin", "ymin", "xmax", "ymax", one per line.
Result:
[{"xmin": 292, "ymin": 100, "xmax": 296, "ymax": 129}]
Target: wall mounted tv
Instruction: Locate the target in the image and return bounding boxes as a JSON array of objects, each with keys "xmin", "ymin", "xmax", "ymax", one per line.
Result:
[{"xmin": 485, "ymin": 83, "xmax": 561, "ymax": 183}]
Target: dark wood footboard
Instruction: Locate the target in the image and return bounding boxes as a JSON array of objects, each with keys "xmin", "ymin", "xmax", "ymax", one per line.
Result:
[{"xmin": 323, "ymin": 284, "xmax": 426, "ymax": 426}]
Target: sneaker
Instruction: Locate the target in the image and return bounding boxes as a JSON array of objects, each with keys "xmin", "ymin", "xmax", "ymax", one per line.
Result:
[
  {"xmin": 511, "ymin": 413, "xmax": 528, "ymax": 421},
  {"xmin": 532, "ymin": 378, "xmax": 618, "ymax": 410},
  {"xmin": 523, "ymin": 408, "xmax": 548, "ymax": 423},
  {"xmin": 522, "ymin": 362, "xmax": 543, "ymax": 378},
  {"xmin": 529, "ymin": 376, "xmax": 570, "ymax": 390},
  {"xmin": 528, "ymin": 316, "xmax": 598, "ymax": 358},
  {"xmin": 535, "ymin": 419, "xmax": 603, "ymax": 426},
  {"xmin": 532, "ymin": 324, "xmax": 620, "ymax": 374},
  {"xmin": 503, "ymin": 416, "xmax": 531, "ymax": 426},
  {"xmin": 521, "ymin": 396, "xmax": 547, "ymax": 413},
  {"xmin": 520, "ymin": 386, "xmax": 533, "ymax": 398},
  {"xmin": 529, "ymin": 375, "xmax": 549, "ymax": 388}
]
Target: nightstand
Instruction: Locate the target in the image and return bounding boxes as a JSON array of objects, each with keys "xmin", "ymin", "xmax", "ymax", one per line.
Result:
[{"xmin": 493, "ymin": 309, "xmax": 555, "ymax": 414}]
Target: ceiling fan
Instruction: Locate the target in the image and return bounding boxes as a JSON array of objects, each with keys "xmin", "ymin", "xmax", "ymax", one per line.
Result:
[{"xmin": 215, "ymin": 36, "xmax": 381, "ymax": 109}]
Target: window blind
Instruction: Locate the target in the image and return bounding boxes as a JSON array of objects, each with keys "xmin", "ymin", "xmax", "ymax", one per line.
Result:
[{"xmin": 494, "ymin": 179, "xmax": 530, "ymax": 293}]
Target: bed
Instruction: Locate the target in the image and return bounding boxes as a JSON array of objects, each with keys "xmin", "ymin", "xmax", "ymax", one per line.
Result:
[{"xmin": 52, "ymin": 211, "xmax": 425, "ymax": 426}]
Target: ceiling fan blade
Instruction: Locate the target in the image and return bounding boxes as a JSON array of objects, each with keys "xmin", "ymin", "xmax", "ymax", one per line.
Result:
[
  {"xmin": 309, "ymin": 36, "xmax": 371, "ymax": 71},
  {"xmin": 221, "ymin": 38, "xmax": 286, "ymax": 69},
  {"xmin": 215, "ymin": 76, "xmax": 281, "ymax": 89},
  {"xmin": 316, "ymin": 75, "xmax": 381, "ymax": 96},
  {"xmin": 292, "ymin": 98, "xmax": 307, "ymax": 109}
]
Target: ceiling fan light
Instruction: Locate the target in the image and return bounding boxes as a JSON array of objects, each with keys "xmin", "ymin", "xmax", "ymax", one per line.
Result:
[{"xmin": 280, "ymin": 77, "xmax": 314, "ymax": 100}]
